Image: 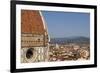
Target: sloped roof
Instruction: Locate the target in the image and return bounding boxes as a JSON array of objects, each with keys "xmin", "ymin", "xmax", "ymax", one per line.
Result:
[{"xmin": 21, "ymin": 10, "xmax": 46, "ymax": 34}]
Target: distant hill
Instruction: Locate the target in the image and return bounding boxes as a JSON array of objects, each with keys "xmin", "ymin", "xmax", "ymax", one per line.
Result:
[{"xmin": 50, "ymin": 36, "xmax": 90, "ymax": 44}]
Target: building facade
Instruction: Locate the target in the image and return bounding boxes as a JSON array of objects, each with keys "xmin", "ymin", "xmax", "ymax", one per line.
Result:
[{"xmin": 21, "ymin": 10, "xmax": 49, "ymax": 63}]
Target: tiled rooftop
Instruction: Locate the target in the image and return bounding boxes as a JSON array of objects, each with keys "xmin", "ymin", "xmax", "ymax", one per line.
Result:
[{"xmin": 21, "ymin": 10, "xmax": 45, "ymax": 34}]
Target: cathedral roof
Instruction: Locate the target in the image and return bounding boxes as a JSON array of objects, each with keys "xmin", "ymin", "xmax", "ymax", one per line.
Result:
[{"xmin": 21, "ymin": 10, "xmax": 47, "ymax": 35}]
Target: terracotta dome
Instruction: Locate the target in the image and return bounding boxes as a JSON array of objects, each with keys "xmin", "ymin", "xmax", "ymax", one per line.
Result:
[{"xmin": 21, "ymin": 10, "xmax": 47, "ymax": 35}]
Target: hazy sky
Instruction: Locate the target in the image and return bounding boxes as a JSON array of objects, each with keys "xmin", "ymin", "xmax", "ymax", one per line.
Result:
[{"xmin": 42, "ymin": 11, "xmax": 90, "ymax": 38}]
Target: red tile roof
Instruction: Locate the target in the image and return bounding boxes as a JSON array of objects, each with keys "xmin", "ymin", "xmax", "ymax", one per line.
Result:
[{"xmin": 21, "ymin": 10, "xmax": 46, "ymax": 34}]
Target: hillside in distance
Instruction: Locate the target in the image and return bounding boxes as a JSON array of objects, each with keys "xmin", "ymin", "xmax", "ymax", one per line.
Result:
[{"xmin": 50, "ymin": 36, "xmax": 90, "ymax": 44}]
